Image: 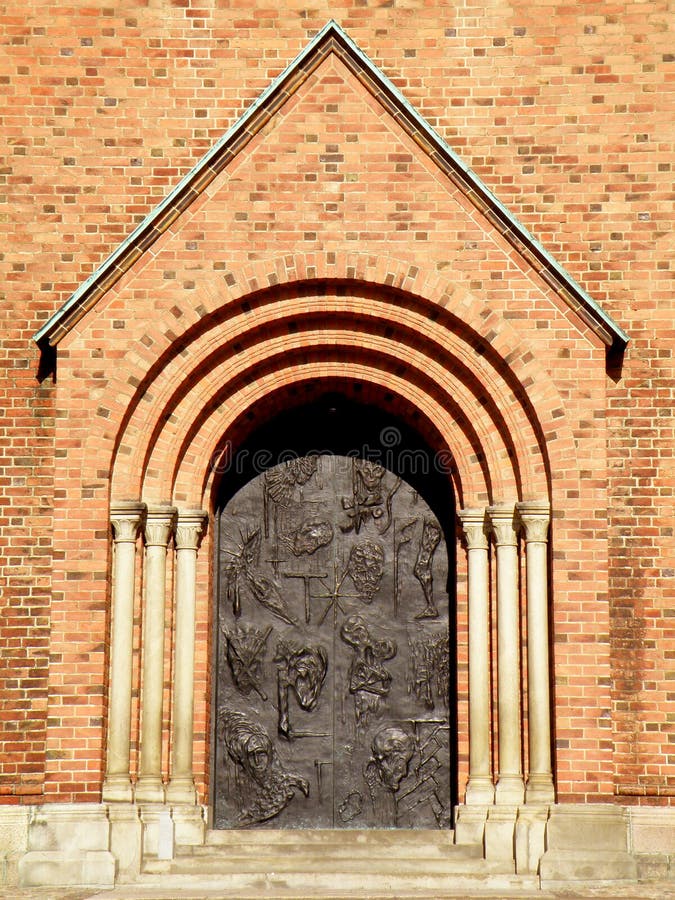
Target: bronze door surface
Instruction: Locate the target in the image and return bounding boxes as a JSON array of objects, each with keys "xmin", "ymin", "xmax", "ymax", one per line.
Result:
[{"xmin": 214, "ymin": 455, "xmax": 451, "ymax": 829}]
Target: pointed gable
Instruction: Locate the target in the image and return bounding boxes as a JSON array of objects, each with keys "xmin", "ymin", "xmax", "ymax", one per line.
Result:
[{"xmin": 34, "ymin": 21, "xmax": 627, "ymax": 351}]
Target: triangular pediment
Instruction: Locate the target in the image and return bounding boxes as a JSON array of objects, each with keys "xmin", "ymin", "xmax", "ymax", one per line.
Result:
[{"xmin": 35, "ymin": 20, "xmax": 627, "ymax": 350}]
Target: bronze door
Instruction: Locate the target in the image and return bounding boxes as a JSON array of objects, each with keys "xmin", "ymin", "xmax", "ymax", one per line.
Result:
[{"xmin": 214, "ymin": 455, "xmax": 452, "ymax": 829}]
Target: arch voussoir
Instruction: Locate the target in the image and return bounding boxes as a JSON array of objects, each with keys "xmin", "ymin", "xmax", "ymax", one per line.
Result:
[
  {"xmin": 109, "ymin": 296, "xmax": 557, "ymax": 507},
  {"xmin": 97, "ymin": 256, "xmax": 577, "ymax": 515},
  {"xmin": 139, "ymin": 333, "xmax": 513, "ymax": 504},
  {"xmin": 181, "ymin": 364, "xmax": 481, "ymax": 509}
]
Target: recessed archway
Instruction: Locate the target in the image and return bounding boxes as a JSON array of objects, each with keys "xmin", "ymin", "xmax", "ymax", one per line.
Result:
[
  {"xmin": 103, "ymin": 274, "xmax": 567, "ymax": 508},
  {"xmin": 100, "ymin": 275, "xmax": 562, "ymax": 834},
  {"xmin": 212, "ymin": 390, "xmax": 459, "ymax": 828}
]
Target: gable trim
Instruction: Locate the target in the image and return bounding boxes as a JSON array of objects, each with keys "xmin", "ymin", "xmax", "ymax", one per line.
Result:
[{"xmin": 34, "ymin": 20, "xmax": 628, "ymax": 350}]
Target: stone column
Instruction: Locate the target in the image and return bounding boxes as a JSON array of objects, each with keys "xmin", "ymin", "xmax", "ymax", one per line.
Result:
[
  {"xmin": 135, "ymin": 505, "xmax": 177, "ymax": 803},
  {"xmin": 488, "ymin": 503, "xmax": 524, "ymax": 805},
  {"xmin": 166, "ymin": 510, "xmax": 208, "ymax": 807},
  {"xmin": 458, "ymin": 508, "xmax": 494, "ymax": 804},
  {"xmin": 517, "ymin": 500, "xmax": 555, "ymax": 804},
  {"xmin": 103, "ymin": 501, "xmax": 146, "ymax": 803}
]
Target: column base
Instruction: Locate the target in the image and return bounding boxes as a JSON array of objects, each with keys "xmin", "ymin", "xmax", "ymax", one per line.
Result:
[
  {"xmin": 540, "ymin": 806, "xmax": 637, "ymax": 887},
  {"xmin": 172, "ymin": 805, "xmax": 205, "ymax": 847},
  {"xmin": 140, "ymin": 806, "xmax": 174, "ymax": 861},
  {"xmin": 515, "ymin": 806, "xmax": 550, "ymax": 874},
  {"xmin": 485, "ymin": 806, "xmax": 518, "ymax": 862},
  {"xmin": 495, "ymin": 774, "xmax": 525, "ymax": 805},
  {"xmin": 465, "ymin": 776, "xmax": 495, "ymax": 805},
  {"xmin": 525, "ymin": 773, "xmax": 555, "ymax": 804},
  {"xmin": 134, "ymin": 777, "xmax": 165, "ymax": 804},
  {"xmin": 454, "ymin": 804, "xmax": 489, "ymax": 846},
  {"xmin": 102, "ymin": 775, "xmax": 134, "ymax": 804},
  {"xmin": 107, "ymin": 803, "xmax": 142, "ymax": 882},
  {"xmin": 165, "ymin": 777, "xmax": 198, "ymax": 806}
]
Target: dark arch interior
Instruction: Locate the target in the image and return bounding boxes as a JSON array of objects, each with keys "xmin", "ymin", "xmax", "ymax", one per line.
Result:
[
  {"xmin": 215, "ymin": 390, "xmax": 456, "ymax": 533},
  {"xmin": 214, "ymin": 389, "xmax": 459, "ymax": 815}
]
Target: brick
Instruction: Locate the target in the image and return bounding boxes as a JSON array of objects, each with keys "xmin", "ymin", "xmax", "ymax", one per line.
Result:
[{"xmin": 0, "ymin": 2, "xmax": 672, "ymax": 809}]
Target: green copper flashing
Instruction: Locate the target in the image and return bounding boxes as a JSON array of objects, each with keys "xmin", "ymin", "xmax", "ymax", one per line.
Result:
[{"xmin": 34, "ymin": 20, "xmax": 628, "ymax": 349}]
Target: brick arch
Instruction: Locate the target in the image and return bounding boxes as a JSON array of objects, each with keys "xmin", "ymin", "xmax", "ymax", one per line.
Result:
[
  {"xmin": 93, "ymin": 256, "xmax": 579, "ymax": 513},
  {"xmin": 116, "ymin": 298, "xmax": 539, "ymax": 496},
  {"xmin": 105, "ymin": 292, "xmax": 564, "ymax": 507},
  {"xmin": 135, "ymin": 331, "xmax": 520, "ymax": 496},
  {"xmin": 143, "ymin": 337, "xmax": 499, "ymax": 503},
  {"xmin": 176, "ymin": 364, "xmax": 482, "ymax": 508},
  {"xmin": 161, "ymin": 353, "xmax": 495, "ymax": 508},
  {"xmin": 138, "ymin": 330, "xmax": 523, "ymax": 501},
  {"xmin": 195, "ymin": 255, "xmax": 583, "ymax": 490},
  {"xmin": 97, "ymin": 250, "xmax": 557, "ymax": 484}
]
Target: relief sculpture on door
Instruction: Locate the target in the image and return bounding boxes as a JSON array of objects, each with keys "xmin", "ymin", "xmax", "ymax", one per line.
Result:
[{"xmin": 214, "ymin": 455, "xmax": 452, "ymax": 829}]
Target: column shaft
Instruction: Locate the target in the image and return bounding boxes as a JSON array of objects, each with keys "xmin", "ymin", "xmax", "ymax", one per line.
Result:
[
  {"xmin": 136, "ymin": 505, "xmax": 176, "ymax": 803},
  {"xmin": 167, "ymin": 510, "xmax": 208, "ymax": 804},
  {"xmin": 459, "ymin": 509, "xmax": 494, "ymax": 804},
  {"xmin": 517, "ymin": 500, "xmax": 555, "ymax": 804},
  {"xmin": 488, "ymin": 503, "xmax": 524, "ymax": 805},
  {"xmin": 103, "ymin": 501, "xmax": 145, "ymax": 803}
]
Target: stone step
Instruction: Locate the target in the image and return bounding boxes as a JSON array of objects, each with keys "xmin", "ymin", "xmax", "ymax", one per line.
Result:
[
  {"xmin": 181, "ymin": 830, "xmax": 480, "ymax": 861},
  {"xmin": 204, "ymin": 827, "xmax": 458, "ymax": 848},
  {"xmin": 180, "ymin": 844, "xmax": 482, "ymax": 861},
  {"xmin": 139, "ymin": 829, "xmax": 524, "ymax": 896},
  {"xmin": 137, "ymin": 870, "xmax": 537, "ymax": 895},
  {"xmin": 150, "ymin": 853, "xmax": 499, "ymax": 876}
]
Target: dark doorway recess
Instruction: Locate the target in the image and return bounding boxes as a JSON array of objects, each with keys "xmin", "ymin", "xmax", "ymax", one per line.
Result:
[
  {"xmin": 213, "ymin": 390, "xmax": 458, "ymax": 829},
  {"xmin": 216, "ymin": 391, "xmax": 456, "ymax": 528}
]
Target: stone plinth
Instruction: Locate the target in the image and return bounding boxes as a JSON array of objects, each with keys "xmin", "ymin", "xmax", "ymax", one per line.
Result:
[
  {"xmin": 18, "ymin": 804, "xmax": 114, "ymax": 888},
  {"xmin": 540, "ymin": 804, "xmax": 638, "ymax": 887}
]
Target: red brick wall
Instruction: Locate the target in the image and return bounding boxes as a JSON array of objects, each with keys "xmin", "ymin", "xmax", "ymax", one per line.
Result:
[
  {"xmin": 1, "ymin": 1, "xmax": 672, "ymax": 805},
  {"xmin": 0, "ymin": 318, "xmax": 53, "ymax": 802}
]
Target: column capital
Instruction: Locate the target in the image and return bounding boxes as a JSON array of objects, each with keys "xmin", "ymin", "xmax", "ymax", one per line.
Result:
[
  {"xmin": 516, "ymin": 500, "xmax": 551, "ymax": 543},
  {"xmin": 144, "ymin": 505, "xmax": 178, "ymax": 547},
  {"xmin": 175, "ymin": 510, "xmax": 208, "ymax": 552},
  {"xmin": 110, "ymin": 501, "xmax": 146, "ymax": 543},
  {"xmin": 458, "ymin": 507, "xmax": 489, "ymax": 551},
  {"xmin": 487, "ymin": 503, "xmax": 518, "ymax": 547}
]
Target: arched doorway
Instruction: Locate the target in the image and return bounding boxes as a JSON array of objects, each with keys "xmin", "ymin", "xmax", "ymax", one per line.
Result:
[{"xmin": 212, "ymin": 393, "xmax": 457, "ymax": 829}]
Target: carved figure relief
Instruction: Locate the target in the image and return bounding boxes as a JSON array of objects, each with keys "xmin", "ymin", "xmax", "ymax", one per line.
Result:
[
  {"xmin": 275, "ymin": 639, "xmax": 328, "ymax": 740},
  {"xmin": 341, "ymin": 459, "xmax": 400, "ymax": 534},
  {"xmin": 219, "ymin": 709, "xmax": 310, "ymax": 826},
  {"xmin": 413, "ymin": 519, "xmax": 442, "ymax": 619},
  {"xmin": 224, "ymin": 625, "xmax": 272, "ymax": 700},
  {"xmin": 368, "ymin": 725, "xmax": 415, "ymax": 790},
  {"xmin": 408, "ymin": 632, "xmax": 450, "ymax": 711},
  {"xmin": 222, "ymin": 529, "xmax": 297, "ymax": 625},
  {"xmin": 393, "ymin": 518, "xmax": 416, "ymax": 618},
  {"xmin": 264, "ymin": 456, "xmax": 318, "ymax": 537},
  {"xmin": 281, "ymin": 519, "xmax": 333, "ymax": 556},
  {"xmin": 215, "ymin": 454, "xmax": 451, "ymax": 830},
  {"xmin": 363, "ymin": 721, "xmax": 451, "ymax": 828},
  {"xmin": 340, "ymin": 614, "xmax": 396, "ymax": 731},
  {"xmin": 346, "ymin": 540, "xmax": 384, "ymax": 603}
]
